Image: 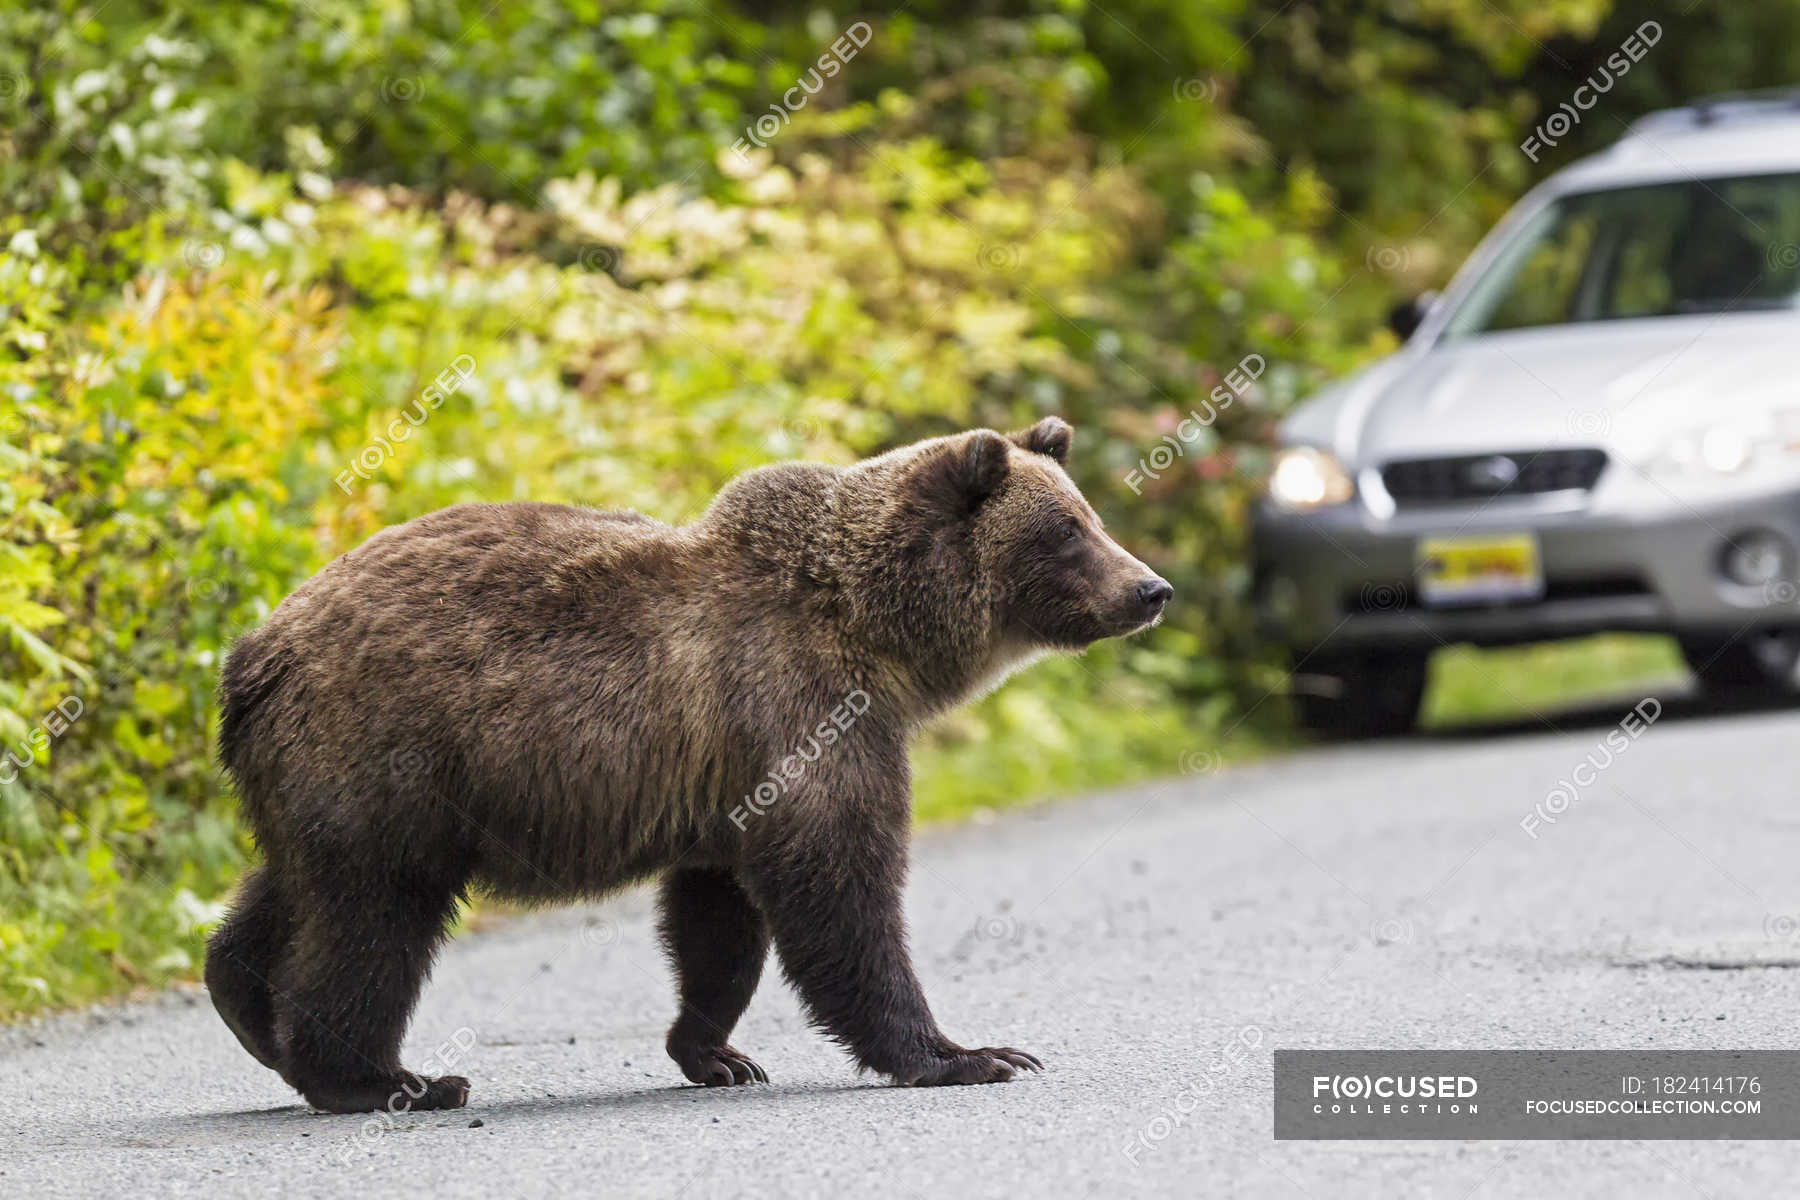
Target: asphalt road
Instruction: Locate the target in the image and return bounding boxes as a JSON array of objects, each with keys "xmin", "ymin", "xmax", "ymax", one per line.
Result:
[{"xmin": 7, "ymin": 691, "xmax": 1800, "ymax": 1198}]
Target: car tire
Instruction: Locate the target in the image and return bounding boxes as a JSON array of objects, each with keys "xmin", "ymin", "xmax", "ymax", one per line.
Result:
[
  {"xmin": 1291, "ymin": 650, "xmax": 1430, "ymax": 738},
  {"xmin": 1678, "ymin": 630, "xmax": 1800, "ymax": 700}
]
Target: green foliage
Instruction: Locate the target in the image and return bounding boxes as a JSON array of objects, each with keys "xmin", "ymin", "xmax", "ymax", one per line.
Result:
[
  {"xmin": 1, "ymin": 1, "xmax": 766, "ymax": 253},
  {"xmin": 4, "ymin": 141, "xmax": 1288, "ymax": 1016},
  {"xmin": 3, "ymin": 0, "xmax": 1793, "ymax": 1017},
  {"xmin": 1422, "ymin": 636, "xmax": 1687, "ymax": 730}
]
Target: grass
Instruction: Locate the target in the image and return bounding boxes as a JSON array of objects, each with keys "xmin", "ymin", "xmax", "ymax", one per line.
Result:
[
  {"xmin": 1420, "ymin": 633, "xmax": 1691, "ymax": 730},
  {"xmin": 910, "ymin": 636, "xmax": 1698, "ymax": 829},
  {"xmin": 912, "ymin": 700, "xmax": 1280, "ymax": 825}
]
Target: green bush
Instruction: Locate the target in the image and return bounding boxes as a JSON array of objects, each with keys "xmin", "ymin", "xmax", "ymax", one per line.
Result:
[{"xmin": 0, "ymin": 136, "xmax": 1310, "ymax": 1014}]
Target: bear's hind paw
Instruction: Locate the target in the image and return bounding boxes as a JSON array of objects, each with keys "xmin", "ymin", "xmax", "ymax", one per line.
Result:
[{"xmin": 302, "ymin": 1072, "xmax": 471, "ymax": 1114}]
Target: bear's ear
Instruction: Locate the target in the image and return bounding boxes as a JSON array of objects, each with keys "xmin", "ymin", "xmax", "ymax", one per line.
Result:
[
  {"xmin": 919, "ymin": 429, "xmax": 1011, "ymax": 515},
  {"xmin": 1009, "ymin": 416, "xmax": 1072, "ymax": 465}
]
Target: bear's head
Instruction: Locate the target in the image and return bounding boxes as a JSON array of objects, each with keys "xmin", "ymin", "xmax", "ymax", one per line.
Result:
[
  {"xmin": 826, "ymin": 417, "xmax": 1172, "ymax": 702},
  {"xmin": 959, "ymin": 416, "xmax": 1172, "ymax": 649}
]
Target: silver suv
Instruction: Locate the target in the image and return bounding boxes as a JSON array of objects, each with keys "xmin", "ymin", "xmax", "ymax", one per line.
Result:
[{"xmin": 1254, "ymin": 93, "xmax": 1800, "ymax": 735}]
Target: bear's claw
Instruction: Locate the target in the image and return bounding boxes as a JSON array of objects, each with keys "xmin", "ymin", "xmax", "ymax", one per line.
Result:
[
  {"xmin": 908, "ymin": 1046, "xmax": 1044, "ymax": 1086},
  {"xmin": 677, "ymin": 1044, "xmax": 768, "ymax": 1087}
]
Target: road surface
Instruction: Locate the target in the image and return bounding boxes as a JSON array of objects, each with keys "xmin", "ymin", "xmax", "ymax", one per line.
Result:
[{"xmin": 5, "ymin": 693, "xmax": 1800, "ymax": 1197}]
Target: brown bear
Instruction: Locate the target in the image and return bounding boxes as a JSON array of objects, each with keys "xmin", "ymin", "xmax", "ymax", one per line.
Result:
[{"xmin": 205, "ymin": 417, "xmax": 1171, "ymax": 1113}]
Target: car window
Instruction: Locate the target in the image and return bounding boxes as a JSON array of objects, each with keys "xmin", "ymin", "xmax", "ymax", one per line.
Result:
[{"xmin": 1446, "ymin": 173, "xmax": 1800, "ymax": 336}]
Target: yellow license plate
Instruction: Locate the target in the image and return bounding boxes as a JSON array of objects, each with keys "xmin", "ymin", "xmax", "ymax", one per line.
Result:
[{"xmin": 1415, "ymin": 533, "xmax": 1544, "ymax": 607}]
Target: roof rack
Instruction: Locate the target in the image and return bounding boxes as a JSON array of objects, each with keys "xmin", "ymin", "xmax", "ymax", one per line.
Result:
[{"xmin": 1624, "ymin": 89, "xmax": 1800, "ymax": 139}]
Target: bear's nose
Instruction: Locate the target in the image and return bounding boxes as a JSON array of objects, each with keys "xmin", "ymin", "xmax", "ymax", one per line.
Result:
[{"xmin": 1135, "ymin": 578, "xmax": 1174, "ymax": 611}]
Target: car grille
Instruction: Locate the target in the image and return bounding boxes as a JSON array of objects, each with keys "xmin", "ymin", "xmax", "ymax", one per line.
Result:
[{"xmin": 1380, "ymin": 448, "xmax": 1608, "ymax": 505}]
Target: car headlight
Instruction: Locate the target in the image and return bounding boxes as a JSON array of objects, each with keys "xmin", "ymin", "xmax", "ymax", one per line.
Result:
[
  {"xmin": 1268, "ymin": 446, "xmax": 1355, "ymax": 511},
  {"xmin": 1645, "ymin": 409, "xmax": 1800, "ymax": 479}
]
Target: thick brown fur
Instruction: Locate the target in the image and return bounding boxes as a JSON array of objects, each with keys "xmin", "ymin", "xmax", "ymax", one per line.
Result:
[{"xmin": 206, "ymin": 418, "xmax": 1171, "ymax": 1111}]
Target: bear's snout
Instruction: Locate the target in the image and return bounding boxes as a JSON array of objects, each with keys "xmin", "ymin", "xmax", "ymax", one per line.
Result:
[{"xmin": 1134, "ymin": 577, "xmax": 1173, "ymax": 619}]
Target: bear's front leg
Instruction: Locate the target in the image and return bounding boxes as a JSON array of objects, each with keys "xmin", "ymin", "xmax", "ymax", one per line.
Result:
[
  {"xmin": 657, "ymin": 867, "xmax": 771, "ymax": 1086},
  {"xmin": 741, "ymin": 762, "xmax": 1043, "ymax": 1086}
]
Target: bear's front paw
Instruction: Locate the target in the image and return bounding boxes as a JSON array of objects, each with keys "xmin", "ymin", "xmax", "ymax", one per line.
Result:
[
  {"xmin": 906, "ymin": 1046, "xmax": 1043, "ymax": 1087},
  {"xmin": 672, "ymin": 1043, "xmax": 769, "ymax": 1087}
]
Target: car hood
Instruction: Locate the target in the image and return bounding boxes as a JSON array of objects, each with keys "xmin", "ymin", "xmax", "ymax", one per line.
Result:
[{"xmin": 1285, "ymin": 313, "xmax": 1800, "ymax": 467}]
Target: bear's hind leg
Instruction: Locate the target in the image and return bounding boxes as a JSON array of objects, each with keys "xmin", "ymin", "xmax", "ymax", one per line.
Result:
[
  {"xmin": 275, "ymin": 874, "xmax": 469, "ymax": 1113},
  {"xmin": 205, "ymin": 864, "xmax": 292, "ymax": 1073},
  {"xmin": 657, "ymin": 868, "xmax": 771, "ymax": 1085}
]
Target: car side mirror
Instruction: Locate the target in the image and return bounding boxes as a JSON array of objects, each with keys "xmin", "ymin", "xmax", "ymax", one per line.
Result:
[{"xmin": 1386, "ymin": 291, "xmax": 1438, "ymax": 341}]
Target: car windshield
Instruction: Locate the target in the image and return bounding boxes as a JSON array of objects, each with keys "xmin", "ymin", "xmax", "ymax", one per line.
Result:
[{"xmin": 1446, "ymin": 173, "xmax": 1800, "ymax": 336}]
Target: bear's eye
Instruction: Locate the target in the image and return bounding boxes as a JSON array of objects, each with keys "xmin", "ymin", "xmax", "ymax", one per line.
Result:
[{"xmin": 1057, "ymin": 517, "xmax": 1081, "ymax": 543}]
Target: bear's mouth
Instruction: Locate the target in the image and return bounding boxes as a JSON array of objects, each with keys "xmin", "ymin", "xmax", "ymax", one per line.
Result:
[
  {"xmin": 1089, "ymin": 604, "xmax": 1165, "ymax": 642},
  {"xmin": 1018, "ymin": 597, "xmax": 1167, "ymax": 648},
  {"xmin": 1117, "ymin": 608, "xmax": 1166, "ymax": 636}
]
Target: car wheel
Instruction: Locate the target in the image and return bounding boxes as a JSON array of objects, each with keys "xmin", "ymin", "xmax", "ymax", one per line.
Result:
[
  {"xmin": 1678, "ymin": 630, "xmax": 1800, "ymax": 700},
  {"xmin": 1291, "ymin": 650, "xmax": 1430, "ymax": 738}
]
